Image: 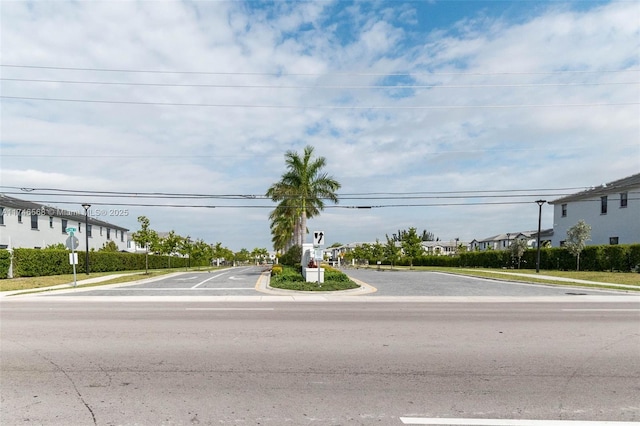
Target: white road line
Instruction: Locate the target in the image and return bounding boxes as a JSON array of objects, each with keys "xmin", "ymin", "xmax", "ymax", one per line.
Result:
[
  {"xmin": 175, "ymin": 277, "xmax": 199, "ymax": 281},
  {"xmin": 185, "ymin": 308, "xmax": 274, "ymax": 311},
  {"xmin": 191, "ymin": 272, "xmax": 231, "ymax": 289},
  {"xmin": 400, "ymin": 418, "xmax": 640, "ymax": 425},
  {"xmin": 562, "ymin": 309, "xmax": 640, "ymax": 312},
  {"xmin": 104, "ymin": 288, "xmax": 255, "ymax": 291}
]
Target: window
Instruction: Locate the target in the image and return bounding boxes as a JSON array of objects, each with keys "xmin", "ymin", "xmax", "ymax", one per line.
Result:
[
  {"xmin": 31, "ymin": 214, "xmax": 38, "ymax": 230},
  {"xmin": 107, "ymin": 228, "xmax": 111, "ymax": 240},
  {"xmin": 0, "ymin": 207, "xmax": 4, "ymax": 225},
  {"xmin": 561, "ymin": 204, "xmax": 567, "ymax": 217},
  {"xmin": 100, "ymin": 227, "xmax": 103, "ymax": 236},
  {"xmin": 49, "ymin": 216, "xmax": 54, "ymax": 228},
  {"xmin": 17, "ymin": 210, "xmax": 22, "ymax": 223},
  {"xmin": 620, "ymin": 192, "xmax": 628, "ymax": 208},
  {"xmin": 78, "ymin": 222, "xmax": 82, "ymax": 233},
  {"xmin": 121, "ymin": 232, "xmax": 125, "ymax": 242},
  {"xmin": 559, "ymin": 240, "xmax": 566, "ymax": 247},
  {"xmin": 601, "ymin": 196, "xmax": 608, "ymax": 215},
  {"xmin": 62, "ymin": 219, "xmax": 68, "ymax": 234},
  {"xmin": 87, "ymin": 224, "xmax": 92, "ymax": 237},
  {"xmin": 609, "ymin": 237, "xmax": 619, "ymax": 245}
]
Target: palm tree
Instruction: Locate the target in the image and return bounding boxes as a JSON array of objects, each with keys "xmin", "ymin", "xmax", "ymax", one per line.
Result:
[{"xmin": 266, "ymin": 145, "xmax": 341, "ymax": 248}]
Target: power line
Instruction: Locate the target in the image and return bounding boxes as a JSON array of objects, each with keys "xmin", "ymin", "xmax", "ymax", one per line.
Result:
[
  {"xmin": 4, "ymin": 77, "xmax": 637, "ymax": 90},
  {"xmin": 2, "ymin": 63, "xmax": 638, "ymax": 76},
  {"xmin": 2, "ymin": 95, "xmax": 636, "ymax": 109}
]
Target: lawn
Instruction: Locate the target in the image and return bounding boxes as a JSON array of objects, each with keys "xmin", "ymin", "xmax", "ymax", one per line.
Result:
[{"xmin": 0, "ymin": 267, "xmax": 222, "ymax": 292}]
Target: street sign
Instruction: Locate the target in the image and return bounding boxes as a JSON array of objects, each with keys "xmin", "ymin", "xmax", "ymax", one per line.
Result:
[
  {"xmin": 69, "ymin": 253, "xmax": 78, "ymax": 265},
  {"xmin": 66, "ymin": 227, "xmax": 76, "ymax": 234},
  {"xmin": 65, "ymin": 236, "xmax": 79, "ymax": 250},
  {"xmin": 313, "ymin": 231, "xmax": 325, "ymax": 246}
]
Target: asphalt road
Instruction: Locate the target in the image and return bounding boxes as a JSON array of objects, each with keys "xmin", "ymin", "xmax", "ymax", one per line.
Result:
[
  {"xmin": 38, "ymin": 266, "xmax": 637, "ymax": 298},
  {"xmin": 2, "ymin": 299, "xmax": 639, "ymax": 425}
]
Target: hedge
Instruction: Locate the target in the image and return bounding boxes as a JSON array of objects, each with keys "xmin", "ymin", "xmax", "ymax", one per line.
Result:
[
  {"xmin": 366, "ymin": 244, "xmax": 640, "ymax": 272},
  {"xmin": 2, "ymin": 248, "xmax": 208, "ymax": 278}
]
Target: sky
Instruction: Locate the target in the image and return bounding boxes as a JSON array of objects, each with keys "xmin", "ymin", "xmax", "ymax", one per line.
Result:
[{"xmin": 1, "ymin": 0, "xmax": 639, "ymax": 251}]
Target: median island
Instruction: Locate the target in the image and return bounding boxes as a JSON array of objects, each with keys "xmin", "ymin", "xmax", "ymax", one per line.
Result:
[{"xmin": 269, "ymin": 264, "xmax": 360, "ymax": 292}]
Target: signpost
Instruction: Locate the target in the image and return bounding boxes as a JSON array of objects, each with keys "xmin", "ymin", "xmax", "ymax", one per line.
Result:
[
  {"xmin": 66, "ymin": 227, "xmax": 78, "ymax": 287},
  {"xmin": 313, "ymin": 231, "xmax": 325, "ymax": 285}
]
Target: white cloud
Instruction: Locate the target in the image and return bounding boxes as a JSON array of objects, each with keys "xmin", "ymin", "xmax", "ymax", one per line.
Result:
[{"xmin": 1, "ymin": 0, "xmax": 638, "ymax": 250}]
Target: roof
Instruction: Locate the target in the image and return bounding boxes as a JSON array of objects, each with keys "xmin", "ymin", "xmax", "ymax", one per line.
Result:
[
  {"xmin": 550, "ymin": 172, "xmax": 640, "ymax": 204},
  {"xmin": 0, "ymin": 195, "xmax": 129, "ymax": 231}
]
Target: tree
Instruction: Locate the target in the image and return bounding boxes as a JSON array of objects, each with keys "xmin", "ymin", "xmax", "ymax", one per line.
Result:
[
  {"xmin": 266, "ymin": 145, "xmax": 341, "ymax": 248},
  {"xmin": 99, "ymin": 241, "xmax": 119, "ymax": 252},
  {"xmin": 565, "ymin": 220, "xmax": 591, "ymax": 271},
  {"xmin": 421, "ymin": 229, "xmax": 435, "ymax": 242},
  {"xmin": 190, "ymin": 239, "xmax": 213, "ymax": 269},
  {"xmin": 131, "ymin": 216, "xmax": 158, "ymax": 274},
  {"xmin": 234, "ymin": 248, "xmax": 251, "ymax": 264},
  {"xmin": 384, "ymin": 234, "xmax": 401, "ymax": 269},
  {"xmin": 401, "ymin": 227, "xmax": 423, "ymax": 269},
  {"xmin": 251, "ymin": 247, "xmax": 269, "ymax": 265},
  {"xmin": 178, "ymin": 235, "xmax": 192, "ymax": 270},
  {"xmin": 159, "ymin": 230, "xmax": 182, "ymax": 268},
  {"xmin": 509, "ymin": 238, "xmax": 528, "ymax": 269}
]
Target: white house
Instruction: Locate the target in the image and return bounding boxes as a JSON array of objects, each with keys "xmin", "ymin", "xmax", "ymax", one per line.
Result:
[
  {"xmin": 469, "ymin": 230, "xmax": 552, "ymax": 251},
  {"xmin": 0, "ymin": 195, "xmax": 129, "ymax": 251},
  {"xmin": 422, "ymin": 240, "xmax": 468, "ymax": 256},
  {"xmin": 549, "ymin": 173, "xmax": 640, "ymax": 247}
]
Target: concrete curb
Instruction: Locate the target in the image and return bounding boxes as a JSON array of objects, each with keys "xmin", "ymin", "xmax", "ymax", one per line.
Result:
[{"xmin": 256, "ymin": 271, "xmax": 378, "ymax": 296}]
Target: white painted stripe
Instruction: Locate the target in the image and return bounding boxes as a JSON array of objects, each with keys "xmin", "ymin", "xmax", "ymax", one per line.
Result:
[
  {"xmin": 400, "ymin": 418, "xmax": 640, "ymax": 425},
  {"xmin": 105, "ymin": 288, "xmax": 255, "ymax": 291},
  {"xmin": 185, "ymin": 308, "xmax": 274, "ymax": 311},
  {"xmin": 191, "ymin": 272, "xmax": 231, "ymax": 289},
  {"xmin": 562, "ymin": 309, "xmax": 640, "ymax": 312}
]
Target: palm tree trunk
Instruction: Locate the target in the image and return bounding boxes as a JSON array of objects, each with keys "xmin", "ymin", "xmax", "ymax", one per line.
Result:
[{"xmin": 299, "ymin": 211, "xmax": 307, "ymax": 247}]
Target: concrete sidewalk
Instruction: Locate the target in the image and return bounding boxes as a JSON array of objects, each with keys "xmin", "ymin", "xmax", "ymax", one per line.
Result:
[{"xmin": 459, "ymin": 269, "xmax": 640, "ymax": 290}]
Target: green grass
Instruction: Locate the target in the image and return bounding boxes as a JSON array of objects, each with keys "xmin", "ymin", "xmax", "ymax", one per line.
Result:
[
  {"xmin": 269, "ymin": 265, "xmax": 360, "ymax": 292},
  {"xmin": 0, "ymin": 267, "xmax": 222, "ymax": 292}
]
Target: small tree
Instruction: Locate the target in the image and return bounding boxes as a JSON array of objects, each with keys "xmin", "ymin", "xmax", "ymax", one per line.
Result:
[
  {"xmin": 509, "ymin": 238, "xmax": 528, "ymax": 269},
  {"xmin": 99, "ymin": 241, "xmax": 119, "ymax": 252},
  {"xmin": 565, "ymin": 220, "xmax": 591, "ymax": 271},
  {"xmin": 401, "ymin": 227, "xmax": 423, "ymax": 269},
  {"xmin": 131, "ymin": 216, "xmax": 158, "ymax": 274},
  {"xmin": 384, "ymin": 234, "xmax": 401, "ymax": 269}
]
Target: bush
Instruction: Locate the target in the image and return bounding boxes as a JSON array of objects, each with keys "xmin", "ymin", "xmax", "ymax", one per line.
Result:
[
  {"xmin": 0, "ymin": 250, "xmax": 11, "ymax": 279},
  {"xmin": 8, "ymin": 248, "xmax": 193, "ymax": 278},
  {"xmin": 279, "ymin": 245, "xmax": 302, "ymax": 267},
  {"xmin": 271, "ymin": 265, "xmax": 283, "ymax": 276}
]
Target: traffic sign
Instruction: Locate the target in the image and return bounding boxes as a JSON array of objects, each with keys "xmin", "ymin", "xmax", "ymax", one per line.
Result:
[
  {"xmin": 65, "ymin": 236, "xmax": 79, "ymax": 250},
  {"xmin": 313, "ymin": 231, "xmax": 325, "ymax": 246},
  {"xmin": 66, "ymin": 227, "xmax": 77, "ymax": 234}
]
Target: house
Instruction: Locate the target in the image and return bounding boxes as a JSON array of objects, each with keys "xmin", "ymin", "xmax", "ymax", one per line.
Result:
[
  {"xmin": 549, "ymin": 173, "xmax": 640, "ymax": 247},
  {"xmin": 469, "ymin": 230, "xmax": 552, "ymax": 251},
  {"xmin": 422, "ymin": 240, "xmax": 468, "ymax": 256},
  {"xmin": 0, "ymin": 195, "xmax": 129, "ymax": 251}
]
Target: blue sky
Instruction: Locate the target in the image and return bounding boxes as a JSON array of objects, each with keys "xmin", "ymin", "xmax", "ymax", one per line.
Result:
[{"xmin": 1, "ymin": 0, "xmax": 638, "ymax": 251}]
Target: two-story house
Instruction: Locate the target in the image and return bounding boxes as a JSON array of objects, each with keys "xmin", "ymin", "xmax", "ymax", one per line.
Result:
[
  {"xmin": 0, "ymin": 195, "xmax": 129, "ymax": 251},
  {"xmin": 549, "ymin": 173, "xmax": 640, "ymax": 246}
]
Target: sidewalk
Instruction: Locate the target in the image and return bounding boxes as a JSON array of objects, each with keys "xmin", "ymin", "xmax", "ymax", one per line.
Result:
[{"xmin": 459, "ymin": 269, "xmax": 640, "ymax": 290}]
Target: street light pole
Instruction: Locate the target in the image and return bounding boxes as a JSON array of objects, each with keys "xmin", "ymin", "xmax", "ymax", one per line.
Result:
[
  {"xmin": 535, "ymin": 200, "xmax": 546, "ymax": 273},
  {"xmin": 82, "ymin": 204, "xmax": 91, "ymax": 275}
]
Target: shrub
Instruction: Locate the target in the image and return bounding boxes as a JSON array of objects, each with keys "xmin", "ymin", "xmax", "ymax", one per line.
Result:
[
  {"xmin": 279, "ymin": 245, "xmax": 302, "ymax": 267},
  {"xmin": 0, "ymin": 250, "xmax": 11, "ymax": 279},
  {"xmin": 271, "ymin": 265, "xmax": 283, "ymax": 276}
]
